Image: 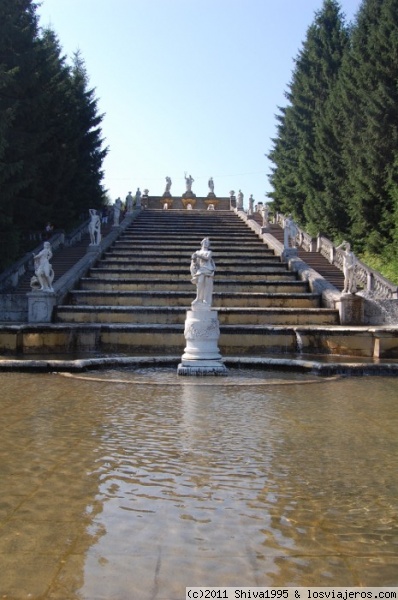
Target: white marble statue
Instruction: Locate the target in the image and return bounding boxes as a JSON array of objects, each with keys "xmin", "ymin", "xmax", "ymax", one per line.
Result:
[
  {"xmin": 248, "ymin": 194, "xmax": 255, "ymax": 215},
  {"xmin": 336, "ymin": 241, "xmax": 357, "ymax": 294},
  {"xmin": 125, "ymin": 191, "xmax": 134, "ymax": 212},
  {"xmin": 190, "ymin": 237, "xmax": 216, "ymax": 308},
  {"xmin": 88, "ymin": 209, "xmax": 101, "ymax": 245},
  {"xmin": 237, "ymin": 189, "xmax": 244, "ymax": 210},
  {"xmin": 284, "ymin": 214, "xmax": 298, "ymax": 248},
  {"xmin": 135, "ymin": 187, "xmax": 142, "ymax": 208},
  {"xmin": 113, "ymin": 198, "xmax": 123, "ymax": 226},
  {"xmin": 32, "ymin": 242, "xmax": 54, "ymax": 292},
  {"xmin": 185, "ymin": 173, "xmax": 194, "ymax": 192},
  {"xmin": 165, "ymin": 177, "xmax": 172, "ymax": 194},
  {"xmin": 261, "ymin": 204, "xmax": 270, "ymax": 227},
  {"xmin": 208, "ymin": 177, "xmax": 214, "ymax": 194}
]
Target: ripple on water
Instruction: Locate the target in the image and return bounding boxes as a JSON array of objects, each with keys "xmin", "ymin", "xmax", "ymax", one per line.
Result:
[{"xmin": 1, "ymin": 369, "xmax": 398, "ymax": 591}]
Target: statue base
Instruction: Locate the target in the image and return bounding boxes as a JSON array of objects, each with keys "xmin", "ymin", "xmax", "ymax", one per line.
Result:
[
  {"xmin": 337, "ymin": 293, "xmax": 364, "ymax": 325},
  {"xmin": 177, "ymin": 360, "xmax": 227, "ymax": 376},
  {"xmin": 182, "ymin": 191, "xmax": 196, "ymax": 199},
  {"xmin": 177, "ymin": 309, "xmax": 227, "ymax": 376}
]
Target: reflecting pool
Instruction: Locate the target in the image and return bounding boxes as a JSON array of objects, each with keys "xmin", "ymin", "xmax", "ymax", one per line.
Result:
[{"xmin": 1, "ymin": 368, "xmax": 398, "ymax": 599}]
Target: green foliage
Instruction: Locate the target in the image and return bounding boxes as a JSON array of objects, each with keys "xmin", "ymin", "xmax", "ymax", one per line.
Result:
[
  {"xmin": 360, "ymin": 249, "xmax": 398, "ymax": 285},
  {"xmin": 0, "ymin": 0, "xmax": 108, "ymax": 270},
  {"xmin": 268, "ymin": 0, "xmax": 398, "ymax": 279}
]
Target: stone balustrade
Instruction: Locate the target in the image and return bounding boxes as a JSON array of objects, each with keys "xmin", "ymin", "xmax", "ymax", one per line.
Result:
[{"xmin": 274, "ymin": 212, "xmax": 398, "ymax": 300}]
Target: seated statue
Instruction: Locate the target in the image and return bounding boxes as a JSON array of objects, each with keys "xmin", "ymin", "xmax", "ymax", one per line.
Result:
[{"xmin": 32, "ymin": 241, "xmax": 54, "ymax": 292}]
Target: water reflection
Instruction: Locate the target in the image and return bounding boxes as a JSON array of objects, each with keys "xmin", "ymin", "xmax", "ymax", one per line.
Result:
[{"xmin": 0, "ymin": 369, "xmax": 397, "ymax": 599}]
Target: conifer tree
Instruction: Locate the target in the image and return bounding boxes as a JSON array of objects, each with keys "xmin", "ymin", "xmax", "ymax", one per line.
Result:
[
  {"xmin": 67, "ymin": 51, "xmax": 108, "ymax": 222},
  {"xmin": 268, "ymin": 0, "xmax": 350, "ymax": 229},
  {"xmin": 340, "ymin": 0, "xmax": 398, "ymax": 252},
  {"xmin": 0, "ymin": 0, "xmax": 40, "ymax": 265}
]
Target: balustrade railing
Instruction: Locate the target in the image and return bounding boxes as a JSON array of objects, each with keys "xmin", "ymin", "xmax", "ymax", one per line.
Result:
[
  {"xmin": 0, "ymin": 220, "xmax": 89, "ymax": 292},
  {"xmin": 275, "ymin": 212, "xmax": 398, "ymax": 299}
]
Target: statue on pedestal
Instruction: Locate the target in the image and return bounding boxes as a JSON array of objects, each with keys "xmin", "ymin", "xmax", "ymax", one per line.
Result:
[
  {"xmin": 178, "ymin": 236, "xmax": 226, "ymax": 376},
  {"xmin": 208, "ymin": 177, "xmax": 215, "ymax": 196},
  {"xmin": 237, "ymin": 189, "xmax": 244, "ymax": 210},
  {"xmin": 190, "ymin": 237, "xmax": 215, "ymax": 308},
  {"xmin": 31, "ymin": 242, "xmax": 54, "ymax": 292},
  {"xmin": 88, "ymin": 209, "xmax": 101, "ymax": 245}
]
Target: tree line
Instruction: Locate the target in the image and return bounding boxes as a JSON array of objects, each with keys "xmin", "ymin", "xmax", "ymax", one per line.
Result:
[
  {"xmin": 0, "ymin": 0, "xmax": 108, "ymax": 270},
  {"xmin": 267, "ymin": 0, "xmax": 398, "ymax": 281}
]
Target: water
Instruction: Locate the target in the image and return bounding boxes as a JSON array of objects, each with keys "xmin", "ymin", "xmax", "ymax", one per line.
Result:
[{"xmin": 1, "ymin": 368, "xmax": 398, "ymax": 599}]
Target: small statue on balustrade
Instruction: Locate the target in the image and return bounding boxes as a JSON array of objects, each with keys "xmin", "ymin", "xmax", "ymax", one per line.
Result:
[
  {"xmin": 88, "ymin": 209, "xmax": 101, "ymax": 245},
  {"xmin": 31, "ymin": 242, "xmax": 54, "ymax": 292},
  {"xmin": 284, "ymin": 214, "xmax": 298, "ymax": 248},
  {"xmin": 336, "ymin": 241, "xmax": 357, "ymax": 294}
]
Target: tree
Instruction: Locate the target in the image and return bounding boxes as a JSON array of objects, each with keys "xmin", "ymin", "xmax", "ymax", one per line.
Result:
[
  {"xmin": 0, "ymin": 0, "xmax": 41, "ymax": 265},
  {"xmin": 340, "ymin": 0, "xmax": 398, "ymax": 252},
  {"xmin": 267, "ymin": 0, "xmax": 350, "ymax": 231}
]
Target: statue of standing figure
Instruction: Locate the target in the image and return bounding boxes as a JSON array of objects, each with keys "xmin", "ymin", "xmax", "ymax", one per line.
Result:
[
  {"xmin": 237, "ymin": 190, "xmax": 244, "ymax": 210},
  {"xmin": 185, "ymin": 173, "xmax": 194, "ymax": 192},
  {"xmin": 284, "ymin": 214, "xmax": 298, "ymax": 248},
  {"xmin": 88, "ymin": 209, "xmax": 101, "ymax": 245},
  {"xmin": 261, "ymin": 204, "xmax": 270, "ymax": 227},
  {"xmin": 125, "ymin": 191, "xmax": 134, "ymax": 212},
  {"xmin": 208, "ymin": 177, "xmax": 214, "ymax": 194},
  {"xmin": 190, "ymin": 237, "xmax": 216, "ymax": 308},
  {"xmin": 164, "ymin": 176, "xmax": 172, "ymax": 195},
  {"xmin": 135, "ymin": 187, "xmax": 142, "ymax": 208},
  {"xmin": 32, "ymin": 241, "xmax": 54, "ymax": 292},
  {"xmin": 113, "ymin": 198, "xmax": 123, "ymax": 226},
  {"xmin": 248, "ymin": 194, "xmax": 255, "ymax": 215},
  {"xmin": 336, "ymin": 241, "xmax": 357, "ymax": 294}
]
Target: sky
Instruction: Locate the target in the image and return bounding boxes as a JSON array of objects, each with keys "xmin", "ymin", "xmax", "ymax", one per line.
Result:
[{"xmin": 37, "ymin": 0, "xmax": 362, "ymax": 208}]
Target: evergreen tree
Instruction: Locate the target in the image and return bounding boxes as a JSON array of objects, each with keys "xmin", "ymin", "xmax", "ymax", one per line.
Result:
[
  {"xmin": 340, "ymin": 0, "xmax": 398, "ymax": 252},
  {"xmin": 66, "ymin": 51, "xmax": 108, "ymax": 223},
  {"xmin": 267, "ymin": 0, "xmax": 350, "ymax": 230},
  {"xmin": 0, "ymin": 0, "xmax": 41, "ymax": 265}
]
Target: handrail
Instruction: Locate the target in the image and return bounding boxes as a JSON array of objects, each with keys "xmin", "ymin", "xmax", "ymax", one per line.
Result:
[
  {"xmin": 0, "ymin": 220, "xmax": 90, "ymax": 292},
  {"xmin": 275, "ymin": 212, "xmax": 398, "ymax": 299}
]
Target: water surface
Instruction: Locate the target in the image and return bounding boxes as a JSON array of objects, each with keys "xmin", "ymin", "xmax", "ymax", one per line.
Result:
[{"xmin": 1, "ymin": 368, "xmax": 397, "ymax": 599}]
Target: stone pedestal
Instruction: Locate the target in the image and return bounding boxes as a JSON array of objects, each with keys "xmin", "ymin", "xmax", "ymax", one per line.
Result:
[
  {"xmin": 338, "ymin": 293, "xmax": 364, "ymax": 325},
  {"xmin": 177, "ymin": 309, "xmax": 227, "ymax": 376},
  {"xmin": 28, "ymin": 291, "xmax": 56, "ymax": 323}
]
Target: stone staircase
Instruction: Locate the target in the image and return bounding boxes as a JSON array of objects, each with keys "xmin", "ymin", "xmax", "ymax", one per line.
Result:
[{"xmin": 52, "ymin": 209, "xmax": 340, "ymax": 356}]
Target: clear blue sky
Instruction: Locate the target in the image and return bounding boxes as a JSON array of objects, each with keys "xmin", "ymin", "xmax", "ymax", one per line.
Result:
[{"xmin": 37, "ymin": 0, "xmax": 362, "ymax": 207}]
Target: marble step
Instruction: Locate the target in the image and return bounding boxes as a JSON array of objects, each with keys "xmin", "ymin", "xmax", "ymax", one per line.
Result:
[
  {"xmin": 55, "ymin": 305, "xmax": 339, "ymax": 326},
  {"xmin": 69, "ymin": 290, "xmax": 321, "ymax": 308},
  {"xmin": 103, "ymin": 248, "xmax": 276, "ymax": 258},
  {"xmin": 94, "ymin": 258, "xmax": 282, "ymax": 269},
  {"xmin": 87, "ymin": 266, "xmax": 291, "ymax": 279},
  {"xmin": 78, "ymin": 278, "xmax": 308, "ymax": 293}
]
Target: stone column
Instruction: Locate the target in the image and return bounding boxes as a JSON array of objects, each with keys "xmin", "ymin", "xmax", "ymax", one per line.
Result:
[{"xmin": 177, "ymin": 309, "xmax": 227, "ymax": 376}]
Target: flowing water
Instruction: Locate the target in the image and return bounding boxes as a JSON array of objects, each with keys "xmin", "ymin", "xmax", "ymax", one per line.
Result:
[{"xmin": 1, "ymin": 368, "xmax": 398, "ymax": 599}]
